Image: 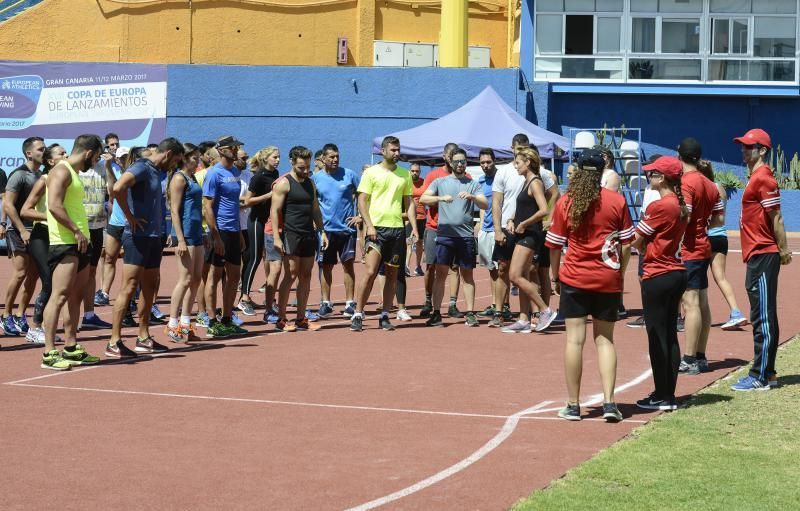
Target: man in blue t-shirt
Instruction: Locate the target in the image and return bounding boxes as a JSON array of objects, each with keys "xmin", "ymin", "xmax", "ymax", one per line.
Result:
[
  {"xmin": 106, "ymin": 138, "xmax": 185, "ymax": 359},
  {"xmin": 311, "ymin": 143, "xmax": 361, "ymax": 318},
  {"xmin": 475, "ymin": 148, "xmax": 503, "ymax": 327},
  {"xmin": 202, "ymin": 135, "xmax": 247, "ymax": 339}
]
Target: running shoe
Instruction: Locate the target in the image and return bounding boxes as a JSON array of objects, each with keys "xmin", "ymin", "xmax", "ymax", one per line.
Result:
[
  {"xmin": 264, "ymin": 311, "xmax": 279, "ymax": 324},
  {"xmin": 305, "ymin": 310, "xmax": 319, "ymax": 322},
  {"xmin": 276, "ymin": 319, "xmax": 297, "ymax": 332},
  {"xmin": 1, "ymin": 315, "xmax": 21, "ymax": 336},
  {"xmin": 81, "ymin": 314, "xmax": 112, "ymax": 330},
  {"xmin": 350, "ymin": 314, "xmax": 363, "ymax": 332},
  {"xmin": 552, "ymin": 309, "xmax": 565, "ymax": 325},
  {"xmin": 94, "ymin": 290, "xmax": 110, "ymax": 306},
  {"xmin": 295, "ymin": 318, "xmax": 320, "ymax": 332},
  {"xmin": 419, "ymin": 301, "xmax": 433, "ymax": 318},
  {"xmin": 617, "ymin": 304, "xmax": 628, "ymax": 319},
  {"xmin": 636, "ymin": 393, "xmax": 677, "ymax": 411},
  {"xmin": 626, "ymin": 316, "xmax": 646, "ymax": 328},
  {"xmin": 227, "ymin": 323, "xmax": 248, "ymax": 336},
  {"xmin": 61, "ymin": 344, "xmax": 100, "ymax": 365},
  {"xmin": 105, "ymin": 340, "xmax": 138, "ymax": 359},
  {"xmin": 425, "ymin": 311, "xmax": 444, "ymax": 327},
  {"xmin": 26, "ymin": 327, "xmax": 45, "ymax": 345},
  {"xmin": 206, "ymin": 322, "xmax": 230, "ymax": 339},
  {"xmin": 180, "ymin": 324, "xmax": 202, "ymax": 342},
  {"xmin": 195, "ymin": 311, "xmax": 210, "ymax": 328},
  {"xmin": 477, "ymin": 305, "xmax": 496, "ymax": 318},
  {"xmin": 121, "ymin": 312, "xmax": 138, "ymax": 328},
  {"xmin": 128, "ymin": 299, "xmax": 138, "ymax": 313},
  {"xmin": 502, "ymin": 320, "xmax": 531, "ymax": 334},
  {"xmin": 414, "ymin": 266, "xmax": 424, "ymax": 277},
  {"xmin": 678, "ymin": 358, "xmax": 700, "ymax": 375},
  {"xmin": 151, "ymin": 304, "xmax": 166, "ymax": 320},
  {"xmin": 464, "ymin": 312, "xmax": 479, "ymax": 327},
  {"xmin": 41, "ymin": 349, "xmax": 71, "ymax": 371},
  {"xmin": 447, "ymin": 303, "xmax": 465, "ymax": 318},
  {"xmin": 721, "ymin": 310, "xmax": 747, "ymax": 330},
  {"xmin": 396, "ymin": 309, "xmax": 413, "ymax": 322},
  {"xmin": 231, "ymin": 312, "xmax": 245, "ymax": 327},
  {"xmin": 500, "ymin": 304, "xmax": 514, "ymax": 321},
  {"xmin": 13, "ymin": 314, "xmax": 30, "ymax": 334},
  {"xmin": 165, "ymin": 325, "xmax": 186, "ymax": 343},
  {"xmin": 731, "ymin": 375, "xmax": 770, "ymax": 392},
  {"xmin": 318, "ymin": 302, "xmax": 334, "ymax": 319},
  {"xmin": 342, "ymin": 302, "xmax": 356, "ymax": 318},
  {"xmin": 379, "ymin": 315, "xmax": 395, "ymax": 331},
  {"xmin": 237, "ymin": 299, "xmax": 256, "ymax": 316},
  {"xmin": 135, "ymin": 336, "xmax": 169, "ymax": 354},
  {"xmin": 677, "ymin": 317, "xmax": 685, "ymax": 332},
  {"xmin": 488, "ymin": 315, "xmax": 503, "ymax": 328},
  {"xmin": 534, "ymin": 308, "xmax": 557, "ymax": 332},
  {"xmin": 405, "ymin": 266, "xmax": 412, "ymax": 277},
  {"xmin": 697, "ymin": 358, "xmax": 711, "ymax": 373},
  {"xmin": 558, "ymin": 403, "xmax": 581, "ymax": 421},
  {"xmin": 257, "ymin": 283, "xmax": 266, "ymax": 293},
  {"xmin": 602, "ymin": 402, "xmax": 623, "ymax": 422},
  {"xmin": 768, "ymin": 374, "xmax": 780, "ymax": 388}
]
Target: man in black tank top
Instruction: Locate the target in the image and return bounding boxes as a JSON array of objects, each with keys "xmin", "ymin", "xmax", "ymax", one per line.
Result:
[{"xmin": 270, "ymin": 146, "xmax": 327, "ymax": 332}]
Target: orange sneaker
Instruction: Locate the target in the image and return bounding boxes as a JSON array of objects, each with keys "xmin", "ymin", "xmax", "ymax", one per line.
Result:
[
  {"xmin": 276, "ymin": 318, "xmax": 296, "ymax": 332},
  {"xmin": 165, "ymin": 325, "xmax": 186, "ymax": 343},
  {"xmin": 295, "ymin": 318, "xmax": 320, "ymax": 331}
]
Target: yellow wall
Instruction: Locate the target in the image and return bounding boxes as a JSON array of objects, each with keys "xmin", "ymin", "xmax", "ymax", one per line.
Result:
[{"xmin": 0, "ymin": 0, "xmax": 515, "ymax": 68}]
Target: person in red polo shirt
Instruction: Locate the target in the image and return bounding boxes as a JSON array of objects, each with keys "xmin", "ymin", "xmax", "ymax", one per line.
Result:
[
  {"xmin": 546, "ymin": 149, "xmax": 634, "ymax": 423},
  {"xmin": 632, "ymin": 156, "xmax": 689, "ymax": 410},
  {"xmin": 731, "ymin": 129, "xmax": 791, "ymax": 391},
  {"xmin": 676, "ymin": 138, "xmax": 724, "ymax": 375}
]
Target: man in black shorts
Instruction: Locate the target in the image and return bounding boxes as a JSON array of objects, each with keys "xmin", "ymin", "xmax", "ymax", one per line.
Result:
[
  {"xmin": 350, "ymin": 136, "xmax": 418, "ymax": 332},
  {"xmin": 271, "ymin": 146, "xmax": 327, "ymax": 332},
  {"xmin": 106, "ymin": 138, "xmax": 185, "ymax": 357},
  {"xmin": 1, "ymin": 136, "xmax": 44, "ymax": 337}
]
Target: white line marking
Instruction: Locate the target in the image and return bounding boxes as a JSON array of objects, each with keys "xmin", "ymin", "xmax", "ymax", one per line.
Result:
[
  {"xmin": 345, "ymin": 401, "xmax": 552, "ymax": 511},
  {"xmin": 530, "ymin": 368, "xmax": 653, "ymax": 414}
]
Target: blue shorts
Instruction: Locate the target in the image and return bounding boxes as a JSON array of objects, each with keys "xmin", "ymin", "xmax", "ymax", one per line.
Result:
[
  {"xmin": 122, "ymin": 233, "xmax": 163, "ymax": 269},
  {"xmin": 684, "ymin": 258, "xmax": 710, "ymax": 290},
  {"xmin": 435, "ymin": 236, "xmax": 476, "ymax": 269},
  {"xmin": 264, "ymin": 233, "xmax": 282, "ymax": 262},
  {"xmin": 319, "ymin": 231, "xmax": 356, "ymax": 265}
]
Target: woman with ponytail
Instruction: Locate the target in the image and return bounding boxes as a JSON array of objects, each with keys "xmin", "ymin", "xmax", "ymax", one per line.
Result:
[
  {"xmin": 632, "ymin": 156, "xmax": 688, "ymax": 410},
  {"xmin": 545, "ymin": 149, "xmax": 634, "ymax": 422}
]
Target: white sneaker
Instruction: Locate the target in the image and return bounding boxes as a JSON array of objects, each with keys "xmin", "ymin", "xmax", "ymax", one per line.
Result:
[
  {"xmin": 534, "ymin": 309, "xmax": 557, "ymax": 332},
  {"xmin": 231, "ymin": 312, "xmax": 244, "ymax": 327},
  {"xmin": 26, "ymin": 327, "xmax": 45, "ymax": 345},
  {"xmin": 396, "ymin": 309, "xmax": 413, "ymax": 322}
]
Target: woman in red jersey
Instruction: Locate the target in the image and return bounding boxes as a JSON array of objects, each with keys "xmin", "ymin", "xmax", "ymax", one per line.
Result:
[
  {"xmin": 545, "ymin": 149, "xmax": 634, "ymax": 422},
  {"xmin": 631, "ymin": 157, "xmax": 689, "ymax": 411}
]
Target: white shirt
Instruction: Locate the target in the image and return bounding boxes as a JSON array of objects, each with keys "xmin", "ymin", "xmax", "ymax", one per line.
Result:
[
  {"xmin": 491, "ymin": 163, "xmax": 556, "ymax": 226},
  {"xmin": 238, "ymin": 168, "xmax": 252, "ymax": 229},
  {"xmin": 641, "ymin": 186, "xmax": 660, "ymax": 214}
]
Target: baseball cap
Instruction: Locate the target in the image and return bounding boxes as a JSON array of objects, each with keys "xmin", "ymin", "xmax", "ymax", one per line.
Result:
[
  {"xmin": 576, "ymin": 148, "xmax": 605, "ymax": 171},
  {"xmin": 216, "ymin": 135, "xmax": 244, "ymax": 148},
  {"xmin": 678, "ymin": 138, "xmax": 702, "ymax": 160},
  {"xmin": 733, "ymin": 128, "xmax": 772, "ymax": 149},
  {"xmin": 115, "ymin": 146, "xmax": 130, "ymax": 158},
  {"xmin": 643, "ymin": 156, "xmax": 683, "ymax": 180}
]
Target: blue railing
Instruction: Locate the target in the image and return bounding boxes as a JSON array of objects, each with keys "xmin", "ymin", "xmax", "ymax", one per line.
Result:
[{"xmin": 0, "ymin": 0, "xmax": 43, "ymax": 23}]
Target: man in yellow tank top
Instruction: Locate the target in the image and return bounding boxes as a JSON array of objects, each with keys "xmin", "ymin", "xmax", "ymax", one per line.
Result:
[{"xmin": 40, "ymin": 135, "xmax": 104, "ymax": 370}]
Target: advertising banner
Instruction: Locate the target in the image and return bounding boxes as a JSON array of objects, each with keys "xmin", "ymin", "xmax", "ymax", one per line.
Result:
[{"xmin": 0, "ymin": 61, "xmax": 167, "ymax": 171}]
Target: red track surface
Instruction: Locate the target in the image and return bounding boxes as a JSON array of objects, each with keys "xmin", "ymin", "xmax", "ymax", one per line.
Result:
[{"xmin": 2, "ymin": 238, "xmax": 799, "ymax": 510}]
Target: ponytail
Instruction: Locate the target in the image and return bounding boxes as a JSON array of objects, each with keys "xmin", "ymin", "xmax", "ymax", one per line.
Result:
[
  {"xmin": 566, "ymin": 168, "xmax": 602, "ymax": 229},
  {"xmin": 667, "ymin": 176, "xmax": 690, "ymax": 222},
  {"xmin": 697, "ymin": 159, "xmax": 714, "ymax": 181}
]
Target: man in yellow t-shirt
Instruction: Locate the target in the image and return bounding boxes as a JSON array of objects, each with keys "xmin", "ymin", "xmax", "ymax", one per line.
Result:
[{"xmin": 350, "ymin": 136, "xmax": 418, "ymax": 332}]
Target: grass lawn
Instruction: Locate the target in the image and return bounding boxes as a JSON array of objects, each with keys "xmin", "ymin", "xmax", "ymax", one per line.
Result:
[{"xmin": 512, "ymin": 336, "xmax": 800, "ymax": 511}]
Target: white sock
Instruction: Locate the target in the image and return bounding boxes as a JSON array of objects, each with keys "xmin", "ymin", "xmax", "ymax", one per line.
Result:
[
  {"xmin": 353, "ymin": 311, "xmax": 363, "ymax": 319},
  {"xmin": 168, "ymin": 317, "xmax": 179, "ymax": 328},
  {"xmin": 180, "ymin": 315, "xmax": 192, "ymax": 325},
  {"xmin": 381, "ymin": 311, "xmax": 389, "ymax": 319}
]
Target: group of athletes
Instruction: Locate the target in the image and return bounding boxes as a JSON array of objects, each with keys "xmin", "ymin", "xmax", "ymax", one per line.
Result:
[{"xmin": 0, "ymin": 127, "xmax": 789, "ymax": 421}]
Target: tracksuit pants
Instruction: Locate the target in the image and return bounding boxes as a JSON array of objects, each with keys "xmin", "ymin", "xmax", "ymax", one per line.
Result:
[{"xmin": 745, "ymin": 253, "xmax": 781, "ymax": 382}]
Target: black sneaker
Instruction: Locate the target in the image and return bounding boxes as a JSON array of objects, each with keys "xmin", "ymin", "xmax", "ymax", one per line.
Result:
[
  {"xmin": 501, "ymin": 304, "xmax": 514, "ymax": 321},
  {"xmin": 636, "ymin": 394, "xmax": 677, "ymax": 411},
  {"xmin": 419, "ymin": 301, "xmax": 433, "ymax": 318},
  {"xmin": 618, "ymin": 304, "xmax": 628, "ymax": 319},
  {"xmin": 558, "ymin": 403, "xmax": 581, "ymax": 421},
  {"xmin": 477, "ymin": 305, "xmax": 496, "ymax": 317},
  {"xmin": 448, "ymin": 303, "xmax": 465, "ymax": 318},
  {"xmin": 697, "ymin": 358, "xmax": 710, "ymax": 373},
  {"xmin": 602, "ymin": 402, "xmax": 623, "ymax": 422},
  {"xmin": 679, "ymin": 358, "xmax": 700, "ymax": 375},
  {"xmin": 425, "ymin": 311, "xmax": 444, "ymax": 327},
  {"xmin": 350, "ymin": 315, "xmax": 363, "ymax": 332},
  {"xmin": 379, "ymin": 315, "xmax": 395, "ymax": 331},
  {"xmin": 626, "ymin": 316, "xmax": 646, "ymax": 328},
  {"xmin": 465, "ymin": 312, "xmax": 479, "ymax": 327},
  {"xmin": 121, "ymin": 312, "xmax": 138, "ymax": 328}
]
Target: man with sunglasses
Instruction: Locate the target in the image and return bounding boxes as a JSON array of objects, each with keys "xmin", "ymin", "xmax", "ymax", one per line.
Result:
[{"xmin": 731, "ymin": 129, "xmax": 791, "ymax": 391}]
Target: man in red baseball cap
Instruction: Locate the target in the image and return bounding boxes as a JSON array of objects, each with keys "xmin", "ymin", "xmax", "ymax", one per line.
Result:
[{"xmin": 731, "ymin": 128, "xmax": 791, "ymax": 391}]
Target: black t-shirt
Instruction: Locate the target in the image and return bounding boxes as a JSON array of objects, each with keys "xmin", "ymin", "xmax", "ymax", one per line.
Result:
[
  {"xmin": 0, "ymin": 168, "xmax": 7, "ymax": 194},
  {"xmin": 248, "ymin": 168, "xmax": 279, "ymax": 223}
]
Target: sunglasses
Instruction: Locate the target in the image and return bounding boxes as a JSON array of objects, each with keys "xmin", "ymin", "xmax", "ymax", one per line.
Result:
[{"xmin": 452, "ymin": 159, "xmax": 467, "ymax": 165}]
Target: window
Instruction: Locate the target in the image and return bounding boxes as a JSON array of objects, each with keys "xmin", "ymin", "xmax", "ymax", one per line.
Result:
[
  {"xmin": 597, "ymin": 17, "xmax": 621, "ymax": 53},
  {"xmin": 754, "ymin": 17, "xmax": 796, "ymax": 57},
  {"xmin": 661, "ymin": 19, "xmax": 700, "ymax": 53},
  {"xmin": 632, "ymin": 18, "xmax": 656, "ymax": 53}
]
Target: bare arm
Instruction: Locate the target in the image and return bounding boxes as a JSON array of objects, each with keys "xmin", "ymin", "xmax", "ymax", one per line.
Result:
[
  {"xmin": 358, "ymin": 191, "xmax": 375, "ymax": 234},
  {"xmin": 768, "ymin": 209, "xmax": 791, "ymax": 264},
  {"xmin": 169, "ymin": 173, "xmax": 187, "ymax": 245},
  {"xmin": 631, "ymin": 232, "xmax": 646, "ymax": 252},
  {"xmin": 112, "ymin": 172, "xmax": 144, "ymax": 233},
  {"xmin": 404, "ymin": 195, "xmax": 418, "ymax": 240},
  {"xmin": 492, "ymin": 190, "xmax": 505, "ymax": 242},
  {"xmin": 269, "ymin": 178, "xmax": 289, "ymax": 251},
  {"xmin": 20, "ymin": 177, "xmax": 47, "ymax": 223},
  {"xmin": 242, "ymin": 189, "xmax": 272, "ymax": 208},
  {"xmin": 3, "ymin": 190, "xmax": 26, "ymax": 233},
  {"xmin": 419, "ymin": 188, "xmax": 447, "ymax": 206},
  {"xmin": 470, "ymin": 192, "xmax": 488, "ymax": 210}
]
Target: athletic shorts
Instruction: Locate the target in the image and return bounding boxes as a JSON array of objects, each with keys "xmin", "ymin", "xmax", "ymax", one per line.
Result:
[
  {"xmin": 106, "ymin": 224, "xmax": 124, "ymax": 242},
  {"xmin": 559, "ymin": 282, "xmax": 621, "ymax": 322},
  {"xmin": 170, "ymin": 235, "xmax": 204, "ymax": 248},
  {"xmin": 405, "ymin": 219, "xmax": 425, "ymax": 240},
  {"xmin": 48, "ymin": 244, "xmax": 90, "ymax": 273},
  {"xmin": 709, "ymin": 236, "xmax": 728, "ymax": 256},
  {"xmin": 535, "ymin": 234, "xmax": 551, "ymax": 267},
  {"xmin": 367, "ymin": 227, "xmax": 406, "ymax": 267},
  {"xmin": 684, "ymin": 258, "xmax": 710, "ymax": 290},
  {"xmin": 435, "ymin": 236, "xmax": 476, "ymax": 269},
  {"xmin": 491, "ymin": 228, "xmax": 517, "ymax": 262},
  {"xmin": 423, "ymin": 227, "xmax": 437, "ymax": 265},
  {"xmin": 206, "ymin": 230, "xmax": 242, "ymax": 267},
  {"xmin": 319, "ymin": 231, "xmax": 356, "ymax": 265},
  {"xmin": 477, "ymin": 230, "xmax": 498, "ymax": 270},
  {"xmin": 88, "ymin": 228, "xmax": 104, "ymax": 267},
  {"xmin": 5, "ymin": 228, "xmax": 28, "ymax": 256},
  {"xmin": 264, "ymin": 233, "xmax": 282, "ymax": 262},
  {"xmin": 122, "ymin": 233, "xmax": 163, "ymax": 269},
  {"xmin": 282, "ymin": 231, "xmax": 317, "ymax": 258}
]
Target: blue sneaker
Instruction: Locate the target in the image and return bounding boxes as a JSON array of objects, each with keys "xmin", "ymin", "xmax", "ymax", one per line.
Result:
[
  {"xmin": 266, "ymin": 312, "xmax": 279, "ymax": 324},
  {"xmin": 195, "ymin": 311, "xmax": 210, "ymax": 329},
  {"xmin": 13, "ymin": 314, "xmax": 30, "ymax": 334},
  {"xmin": 151, "ymin": 304, "xmax": 166, "ymax": 320},
  {"xmin": 305, "ymin": 310, "xmax": 319, "ymax": 322},
  {"xmin": 721, "ymin": 309, "xmax": 747, "ymax": 330},
  {"xmin": 81, "ymin": 314, "xmax": 112, "ymax": 330},
  {"xmin": 128, "ymin": 299, "xmax": 137, "ymax": 313},
  {"xmin": 2, "ymin": 315, "xmax": 21, "ymax": 336},
  {"xmin": 731, "ymin": 375, "xmax": 770, "ymax": 392},
  {"xmin": 94, "ymin": 290, "xmax": 110, "ymax": 306},
  {"xmin": 318, "ymin": 302, "xmax": 334, "ymax": 319},
  {"xmin": 342, "ymin": 302, "xmax": 356, "ymax": 318}
]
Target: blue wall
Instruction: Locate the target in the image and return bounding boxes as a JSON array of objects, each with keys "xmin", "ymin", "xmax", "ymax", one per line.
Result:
[{"xmin": 166, "ymin": 66, "xmax": 524, "ymax": 173}]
